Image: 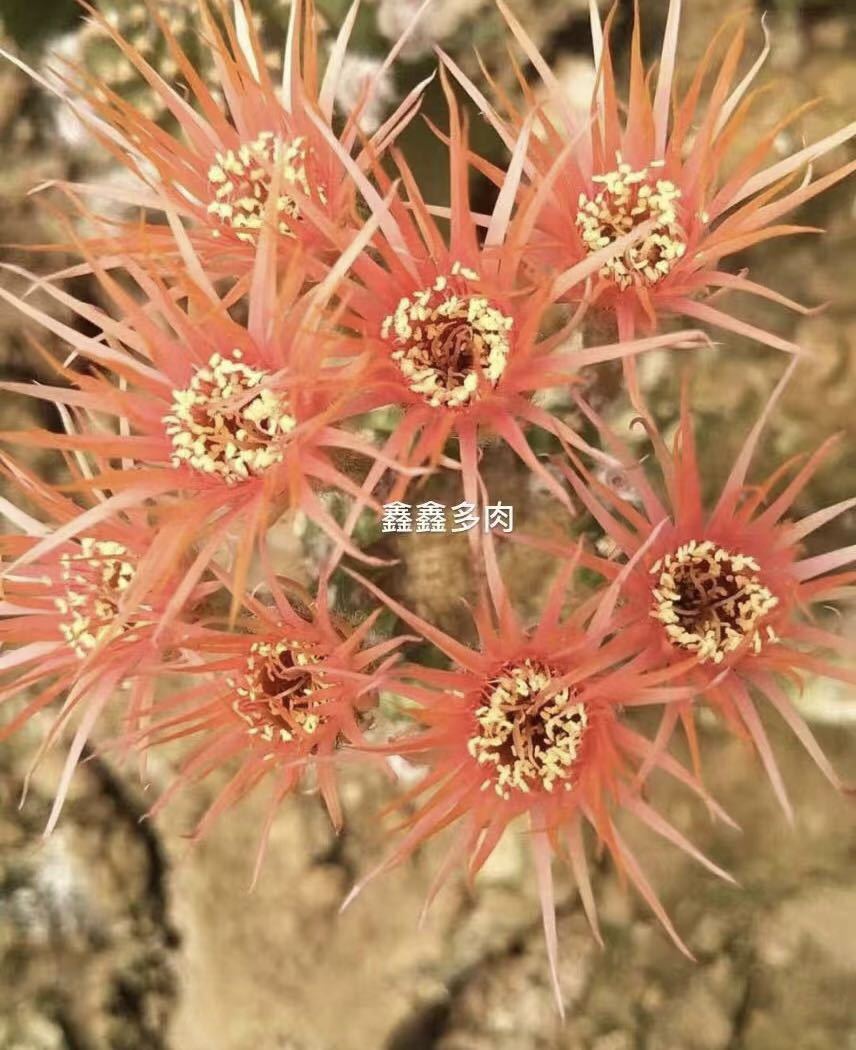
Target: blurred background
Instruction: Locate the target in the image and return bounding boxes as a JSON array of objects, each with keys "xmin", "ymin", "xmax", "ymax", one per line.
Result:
[{"xmin": 1, "ymin": 1, "xmax": 855, "ymax": 1047}]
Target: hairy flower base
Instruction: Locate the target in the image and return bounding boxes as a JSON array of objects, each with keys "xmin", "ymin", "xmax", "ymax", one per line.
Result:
[
  {"xmin": 468, "ymin": 659, "xmax": 588, "ymax": 798},
  {"xmin": 164, "ymin": 349, "xmax": 296, "ymax": 484},
  {"xmin": 576, "ymin": 158, "xmax": 686, "ymax": 290},
  {"xmin": 381, "ymin": 263, "xmax": 513, "ymax": 408},
  {"xmin": 229, "ymin": 639, "xmax": 328, "ymax": 745},
  {"xmin": 54, "ymin": 538, "xmax": 136, "ymax": 658},
  {"xmin": 650, "ymin": 541, "xmax": 780, "ymax": 664},
  {"xmin": 207, "ymin": 130, "xmax": 326, "ymax": 244}
]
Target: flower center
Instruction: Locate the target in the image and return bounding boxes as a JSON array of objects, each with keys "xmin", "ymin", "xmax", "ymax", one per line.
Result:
[
  {"xmin": 380, "ymin": 262, "xmax": 513, "ymax": 408},
  {"xmin": 206, "ymin": 131, "xmax": 327, "ymax": 245},
  {"xmin": 650, "ymin": 540, "xmax": 780, "ymax": 664},
  {"xmin": 467, "ymin": 658, "xmax": 588, "ymax": 799},
  {"xmin": 576, "ymin": 158, "xmax": 686, "ymax": 290},
  {"xmin": 229, "ymin": 640, "xmax": 328, "ymax": 745},
  {"xmin": 53, "ymin": 538, "xmax": 136, "ymax": 659},
  {"xmin": 164, "ymin": 349, "xmax": 296, "ymax": 485}
]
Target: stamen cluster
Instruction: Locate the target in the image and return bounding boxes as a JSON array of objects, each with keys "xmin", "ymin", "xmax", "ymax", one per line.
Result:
[
  {"xmin": 650, "ymin": 541, "xmax": 780, "ymax": 664},
  {"xmin": 381, "ymin": 263, "xmax": 513, "ymax": 408},
  {"xmin": 467, "ymin": 659, "xmax": 589, "ymax": 799},
  {"xmin": 164, "ymin": 349, "xmax": 295, "ymax": 484},
  {"xmin": 207, "ymin": 131, "xmax": 326, "ymax": 244},
  {"xmin": 228, "ymin": 640, "xmax": 327, "ymax": 745},
  {"xmin": 576, "ymin": 160, "xmax": 686, "ymax": 290},
  {"xmin": 54, "ymin": 539, "xmax": 136, "ymax": 658}
]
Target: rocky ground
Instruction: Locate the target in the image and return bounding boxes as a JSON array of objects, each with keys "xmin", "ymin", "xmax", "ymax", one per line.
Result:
[
  {"xmin": 3, "ymin": 685, "xmax": 855, "ymax": 1049},
  {"xmin": 1, "ymin": 1, "xmax": 855, "ymax": 1048}
]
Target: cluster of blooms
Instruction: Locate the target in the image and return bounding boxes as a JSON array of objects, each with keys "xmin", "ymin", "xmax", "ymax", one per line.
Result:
[{"xmin": 1, "ymin": 0, "xmax": 855, "ymax": 1011}]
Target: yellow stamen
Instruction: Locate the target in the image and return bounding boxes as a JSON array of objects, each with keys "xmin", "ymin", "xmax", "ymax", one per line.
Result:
[
  {"xmin": 649, "ymin": 539, "xmax": 779, "ymax": 665},
  {"xmin": 54, "ymin": 538, "xmax": 136, "ymax": 659},
  {"xmin": 576, "ymin": 159, "xmax": 687, "ymax": 290},
  {"xmin": 164, "ymin": 349, "xmax": 295, "ymax": 485},
  {"xmin": 206, "ymin": 131, "xmax": 327, "ymax": 245},
  {"xmin": 229, "ymin": 640, "xmax": 327, "ymax": 745},
  {"xmin": 381, "ymin": 264, "xmax": 513, "ymax": 409},
  {"xmin": 467, "ymin": 658, "xmax": 588, "ymax": 799}
]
